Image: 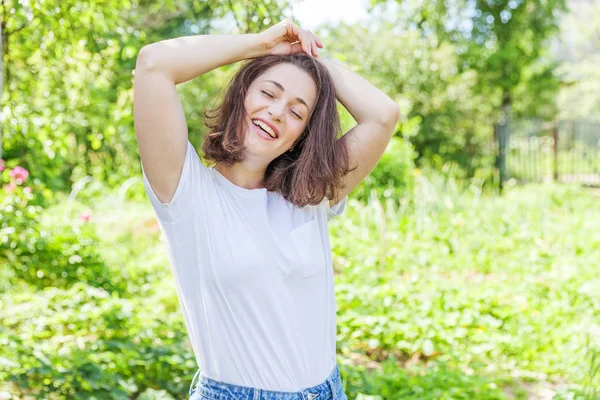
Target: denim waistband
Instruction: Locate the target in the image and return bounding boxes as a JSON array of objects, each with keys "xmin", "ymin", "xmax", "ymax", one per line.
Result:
[{"xmin": 189, "ymin": 363, "xmax": 344, "ymax": 400}]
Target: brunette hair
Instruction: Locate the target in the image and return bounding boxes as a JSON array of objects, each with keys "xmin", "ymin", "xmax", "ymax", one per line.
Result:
[{"xmin": 201, "ymin": 53, "xmax": 355, "ymax": 207}]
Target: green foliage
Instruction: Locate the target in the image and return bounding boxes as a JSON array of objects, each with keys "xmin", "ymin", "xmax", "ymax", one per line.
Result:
[
  {"xmin": 2, "ymin": 0, "xmax": 136, "ymax": 190},
  {"xmin": 346, "ymin": 0, "xmax": 568, "ymax": 177},
  {"xmin": 339, "ymin": 359, "xmax": 517, "ymax": 399},
  {"xmin": 352, "ymin": 136, "xmax": 417, "ymax": 203},
  {"xmin": 0, "ymin": 0, "xmax": 293, "ymax": 195},
  {"xmin": 1, "ymin": 0, "xmax": 575, "ymax": 197},
  {"xmin": 5, "ymin": 222, "xmax": 121, "ymax": 293},
  {"xmin": 320, "ymin": 20, "xmax": 497, "ymax": 178},
  {"xmin": 3, "ymin": 176, "xmax": 599, "ymax": 399},
  {"xmin": 1, "ymin": 164, "xmax": 43, "ymax": 292},
  {"xmin": 329, "ymin": 179, "xmax": 600, "ymax": 399},
  {"xmin": 0, "ymin": 161, "xmax": 123, "ymax": 294},
  {"xmin": 369, "ymin": 0, "xmax": 567, "ymax": 116},
  {"xmin": 0, "ymin": 283, "xmax": 194, "ymax": 399},
  {"xmin": 2, "ymin": 1, "xmax": 599, "ymax": 398}
]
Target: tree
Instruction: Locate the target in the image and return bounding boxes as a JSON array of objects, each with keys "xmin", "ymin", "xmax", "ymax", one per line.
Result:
[
  {"xmin": 371, "ymin": 0, "xmax": 568, "ymax": 120},
  {"xmin": 319, "ymin": 16, "xmax": 497, "ymax": 175},
  {"xmin": 1, "ymin": 26, "xmax": 3, "ymax": 159},
  {"xmin": 1, "ymin": 0, "xmax": 291, "ymax": 193}
]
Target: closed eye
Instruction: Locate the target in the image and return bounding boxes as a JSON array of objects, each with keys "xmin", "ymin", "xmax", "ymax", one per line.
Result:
[{"xmin": 262, "ymin": 91, "xmax": 303, "ymax": 120}]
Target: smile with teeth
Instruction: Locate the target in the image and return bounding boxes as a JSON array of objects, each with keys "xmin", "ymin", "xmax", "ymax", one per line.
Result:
[{"xmin": 252, "ymin": 120, "xmax": 278, "ymax": 138}]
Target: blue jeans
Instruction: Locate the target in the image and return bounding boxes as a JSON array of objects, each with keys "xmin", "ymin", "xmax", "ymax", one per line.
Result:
[{"xmin": 189, "ymin": 364, "xmax": 348, "ymax": 400}]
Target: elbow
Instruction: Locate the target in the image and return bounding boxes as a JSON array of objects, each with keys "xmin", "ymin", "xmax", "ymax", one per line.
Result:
[
  {"xmin": 388, "ymin": 102, "xmax": 401, "ymax": 124},
  {"xmin": 378, "ymin": 102, "xmax": 400, "ymax": 128},
  {"xmin": 135, "ymin": 45, "xmax": 158, "ymax": 72}
]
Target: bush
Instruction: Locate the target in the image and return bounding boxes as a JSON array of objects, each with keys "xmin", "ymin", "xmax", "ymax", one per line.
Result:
[
  {"xmin": 4, "ymin": 222, "xmax": 126, "ymax": 293},
  {"xmin": 1, "ymin": 162, "xmax": 43, "ymax": 292},
  {"xmin": 0, "ymin": 159, "xmax": 127, "ymax": 294},
  {"xmin": 0, "ymin": 283, "xmax": 195, "ymax": 399},
  {"xmin": 352, "ymin": 136, "xmax": 417, "ymax": 204}
]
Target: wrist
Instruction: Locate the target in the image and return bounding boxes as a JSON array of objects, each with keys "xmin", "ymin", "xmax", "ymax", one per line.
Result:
[{"xmin": 244, "ymin": 33, "xmax": 269, "ymax": 59}]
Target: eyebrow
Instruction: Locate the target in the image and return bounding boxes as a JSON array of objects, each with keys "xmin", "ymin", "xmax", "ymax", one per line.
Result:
[{"xmin": 263, "ymin": 80, "xmax": 310, "ymax": 111}]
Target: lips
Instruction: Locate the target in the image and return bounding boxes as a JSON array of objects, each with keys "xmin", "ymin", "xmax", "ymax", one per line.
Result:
[
  {"xmin": 251, "ymin": 121, "xmax": 277, "ymax": 140},
  {"xmin": 252, "ymin": 118, "xmax": 279, "ymax": 138}
]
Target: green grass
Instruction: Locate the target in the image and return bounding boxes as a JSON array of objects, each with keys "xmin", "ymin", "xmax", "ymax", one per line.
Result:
[{"xmin": 2, "ymin": 176, "xmax": 600, "ymax": 399}]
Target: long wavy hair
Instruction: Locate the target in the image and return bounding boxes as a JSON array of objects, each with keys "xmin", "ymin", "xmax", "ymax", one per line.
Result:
[{"xmin": 201, "ymin": 53, "xmax": 355, "ymax": 207}]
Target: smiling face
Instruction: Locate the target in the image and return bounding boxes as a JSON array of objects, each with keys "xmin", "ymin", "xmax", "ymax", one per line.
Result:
[{"xmin": 242, "ymin": 62, "xmax": 318, "ymax": 164}]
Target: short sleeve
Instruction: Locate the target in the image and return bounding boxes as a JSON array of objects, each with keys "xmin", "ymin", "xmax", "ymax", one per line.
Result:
[
  {"xmin": 141, "ymin": 140, "xmax": 209, "ymax": 223},
  {"xmin": 326, "ymin": 195, "xmax": 348, "ymax": 222}
]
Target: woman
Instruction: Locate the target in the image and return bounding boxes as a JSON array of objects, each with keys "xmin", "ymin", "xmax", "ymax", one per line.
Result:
[{"xmin": 134, "ymin": 19, "xmax": 399, "ymax": 400}]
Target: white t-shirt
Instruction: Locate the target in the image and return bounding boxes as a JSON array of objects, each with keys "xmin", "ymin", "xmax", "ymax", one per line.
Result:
[{"xmin": 141, "ymin": 140, "xmax": 348, "ymax": 392}]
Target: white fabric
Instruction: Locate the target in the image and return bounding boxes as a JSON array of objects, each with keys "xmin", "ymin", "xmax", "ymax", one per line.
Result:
[{"xmin": 141, "ymin": 140, "xmax": 348, "ymax": 392}]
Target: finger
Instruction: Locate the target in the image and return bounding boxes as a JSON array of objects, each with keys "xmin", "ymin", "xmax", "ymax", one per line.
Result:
[
  {"xmin": 300, "ymin": 31, "xmax": 312, "ymax": 56},
  {"xmin": 290, "ymin": 41, "xmax": 303, "ymax": 54},
  {"xmin": 310, "ymin": 37, "xmax": 318, "ymax": 57},
  {"xmin": 305, "ymin": 33, "xmax": 320, "ymax": 57},
  {"xmin": 308, "ymin": 31, "xmax": 324, "ymax": 48},
  {"xmin": 304, "ymin": 32, "xmax": 318, "ymax": 57},
  {"xmin": 285, "ymin": 20, "xmax": 300, "ymax": 39},
  {"xmin": 300, "ymin": 38, "xmax": 309, "ymax": 55}
]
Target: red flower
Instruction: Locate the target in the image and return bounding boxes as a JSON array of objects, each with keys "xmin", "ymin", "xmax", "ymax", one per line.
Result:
[{"xmin": 10, "ymin": 166, "xmax": 29, "ymax": 185}]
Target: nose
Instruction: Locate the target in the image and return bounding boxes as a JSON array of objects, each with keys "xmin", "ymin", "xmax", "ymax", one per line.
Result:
[{"xmin": 268, "ymin": 101, "xmax": 285, "ymax": 121}]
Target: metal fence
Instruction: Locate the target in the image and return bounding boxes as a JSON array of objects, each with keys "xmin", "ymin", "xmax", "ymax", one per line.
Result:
[{"xmin": 495, "ymin": 119, "xmax": 600, "ymax": 189}]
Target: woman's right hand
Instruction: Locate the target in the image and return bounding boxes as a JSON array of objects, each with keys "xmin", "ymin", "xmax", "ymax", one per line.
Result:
[{"xmin": 258, "ymin": 19, "xmax": 323, "ymax": 58}]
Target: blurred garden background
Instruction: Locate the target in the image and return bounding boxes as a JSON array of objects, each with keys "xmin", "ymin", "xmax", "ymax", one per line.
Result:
[{"xmin": 1, "ymin": 0, "xmax": 600, "ymax": 399}]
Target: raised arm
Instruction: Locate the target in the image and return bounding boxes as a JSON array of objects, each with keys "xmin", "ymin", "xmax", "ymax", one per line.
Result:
[
  {"xmin": 317, "ymin": 56, "xmax": 400, "ymax": 207},
  {"xmin": 133, "ymin": 34, "xmax": 265, "ymax": 203}
]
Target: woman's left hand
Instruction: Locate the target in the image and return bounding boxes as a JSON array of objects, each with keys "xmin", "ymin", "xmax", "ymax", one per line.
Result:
[{"xmin": 258, "ymin": 19, "xmax": 324, "ymax": 58}]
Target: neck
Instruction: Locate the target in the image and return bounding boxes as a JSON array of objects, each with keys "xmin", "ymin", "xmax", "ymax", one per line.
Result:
[{"xmin": 215, "ymin": 162, "xmax": 267, "ymax": 190}]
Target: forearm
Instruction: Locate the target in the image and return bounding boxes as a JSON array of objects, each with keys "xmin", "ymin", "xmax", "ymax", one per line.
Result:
[
  {"xmin": 136, "ymin": 34, "xmax": 266, "ymax": 85},
  {"xmin": 319, "ymin": 56, "xmax": 398, "ymax": 124}
]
